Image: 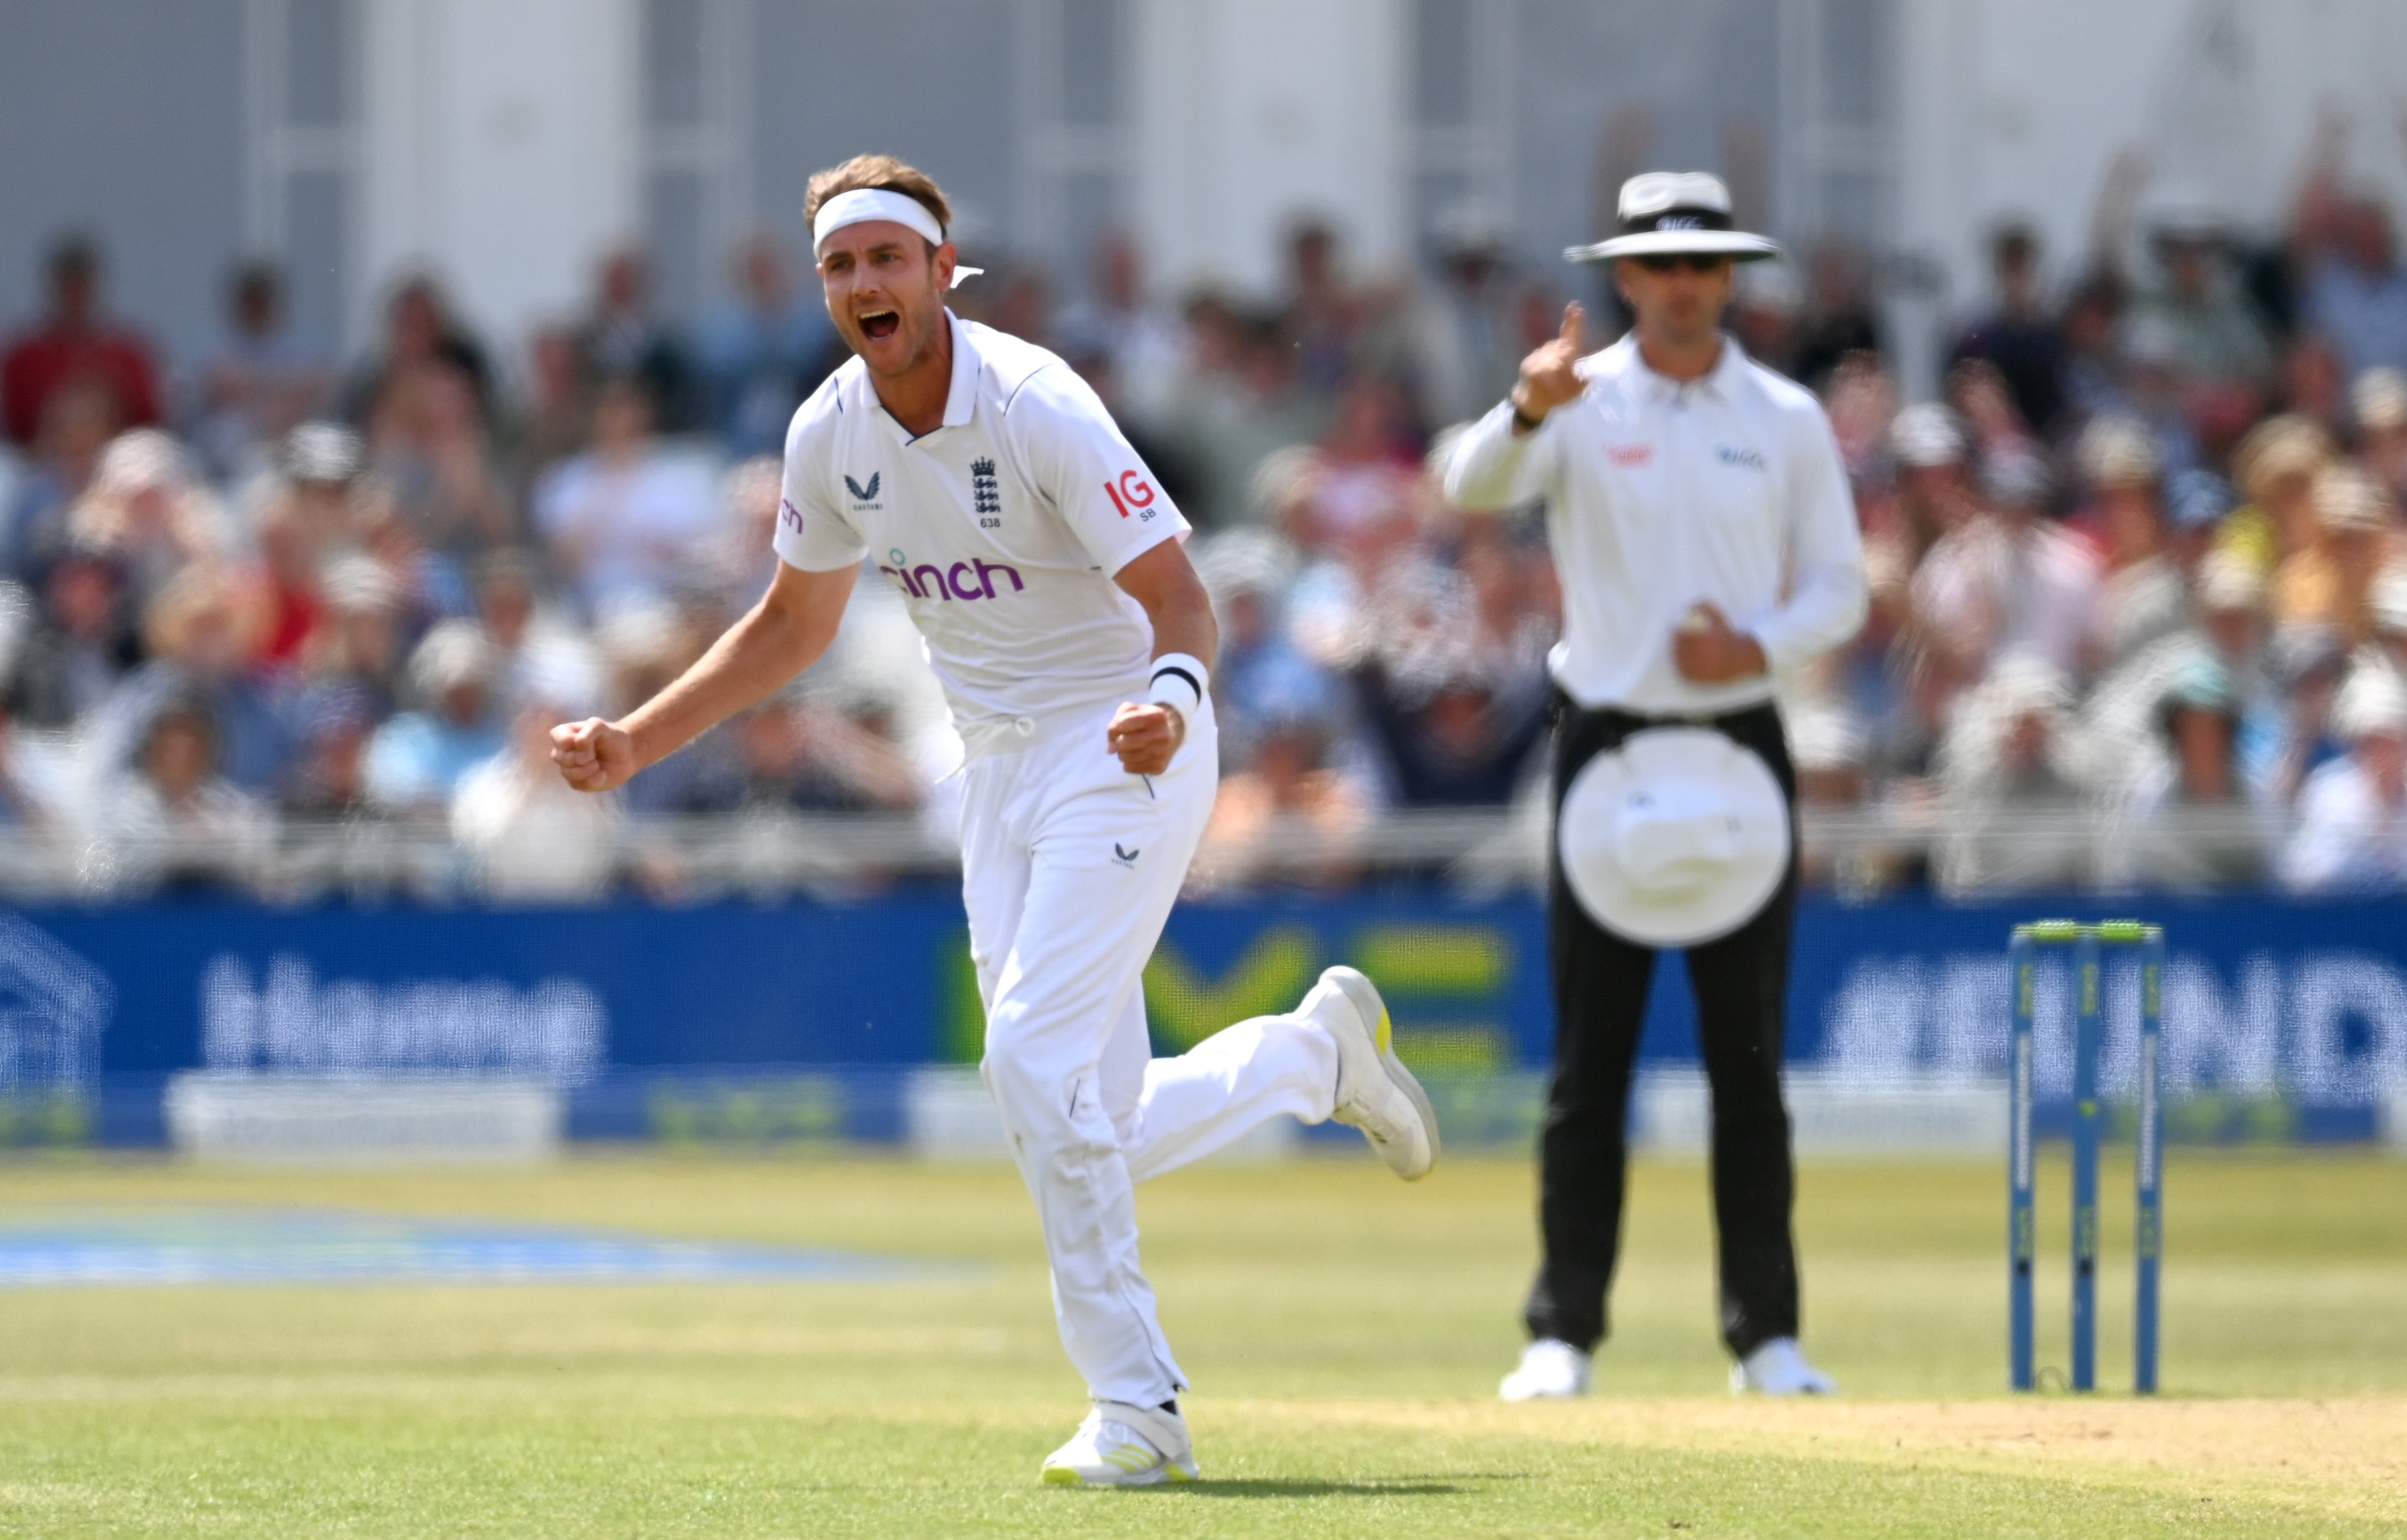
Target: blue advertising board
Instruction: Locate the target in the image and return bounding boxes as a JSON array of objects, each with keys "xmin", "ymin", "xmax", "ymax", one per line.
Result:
[{"xmin": 0, "ymin": 891, "xmax": 2400, "ymax": 1144}]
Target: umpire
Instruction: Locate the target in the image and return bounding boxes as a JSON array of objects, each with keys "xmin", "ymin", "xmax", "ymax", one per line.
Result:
[{"xmin": 1443, "ymin": 173, "xmax": 1867, "ymax": 1398}]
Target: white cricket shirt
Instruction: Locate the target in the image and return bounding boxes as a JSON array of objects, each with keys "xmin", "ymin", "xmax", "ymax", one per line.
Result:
[
  {"xmin": 774, "ymin": 311, "xmax": 1187, "ymax": 733},
  {"xmin": 1445, "ymin": 332, "xmax": 1867, "ymax": 716}
]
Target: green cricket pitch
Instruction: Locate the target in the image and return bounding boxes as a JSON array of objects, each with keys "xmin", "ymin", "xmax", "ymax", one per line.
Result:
[{"xmin": 0, "ymin": 1149, "xmax": 2401, "ymax": 1537}]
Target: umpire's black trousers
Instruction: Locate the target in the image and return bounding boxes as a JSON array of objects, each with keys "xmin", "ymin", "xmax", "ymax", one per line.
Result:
[{"xmin": 1525, "ymin": 695, "xmax": 1801, "ymax": 1360}]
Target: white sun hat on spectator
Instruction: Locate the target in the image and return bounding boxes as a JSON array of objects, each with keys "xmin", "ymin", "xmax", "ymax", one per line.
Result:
[
  {"xmin": 2196, "ymin": 548, "xmax": 2267, "ymax": 614},
  {"xmin": 409, "ymin": 619, "xmax": 499, "ymax": 699},
  {"xmin": 1557, "ymin": 727, "xmax": 1790, "ymax": 948},
  {"xmin": 1565, "ymin": 173, "xmax": 1783, "ymax": 265},
  {"xmin": 2371, "ymin": 567, "xmax": 2407, "ymax": 636},
  {"xmin": 2332, "ymin": 663, "xmax": 2407, "ymax": 742},
  {"xmin": 2311, "ymin": 463, "xmax": 2388, "ymax": 533},
  {"xmin": 1889, "ymin": 403, "xmax": 1967, "ymax": 469},
  {"xmin": 2353, "ymin": 367, "xmax": 2407, "ymax": 434},
  {"xmin": 2079, "ymin": 416, "xmax": 2160, "ymax": 489}
]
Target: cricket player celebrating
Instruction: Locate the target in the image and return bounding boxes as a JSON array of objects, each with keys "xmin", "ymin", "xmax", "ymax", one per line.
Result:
[{"xmin": 550, "ymin": 155, "xmax": 1438, "ymax": 1486}]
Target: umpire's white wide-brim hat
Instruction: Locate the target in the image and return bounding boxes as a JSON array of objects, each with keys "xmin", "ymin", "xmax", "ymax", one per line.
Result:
[
  {"xmin": 1558, "ymin": 727, "xmax": 1791, "ymax": 948},
  {"xmin": 1565, "ymin": 171, "xmax": 1785, "ymax": 266}
]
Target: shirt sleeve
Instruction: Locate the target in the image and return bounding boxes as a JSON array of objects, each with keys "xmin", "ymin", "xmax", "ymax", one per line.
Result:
[
  {"xmin": 1011, "ymin": 364, "xmax": 1188, "ymax": 575},
  {"xmin": 1442, "ymin": 400, "xmax": 1561, "ymax": 510},
  {"xmin": 772, "ymin": 415, "xmax": 868, "ymax": 573},
  {"xmin": 1751, "ymin": 405, "xmax": 1870, "ymax": 674}
]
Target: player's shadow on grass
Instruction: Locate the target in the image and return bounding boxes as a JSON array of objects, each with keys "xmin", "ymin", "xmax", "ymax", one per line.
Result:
[{"xmin": 1133, "ymin": 1475, "xmax": 1510, "ymax": 1498}]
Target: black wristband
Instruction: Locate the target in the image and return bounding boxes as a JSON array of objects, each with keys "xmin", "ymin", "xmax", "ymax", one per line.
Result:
[
  {"xmin": 1510, "ymin": 402, "xmax": 1543, "ymax": 433},
  {"xmin": 1150, "ymin": 665, "xmax": 1203, "ymax": 705}
]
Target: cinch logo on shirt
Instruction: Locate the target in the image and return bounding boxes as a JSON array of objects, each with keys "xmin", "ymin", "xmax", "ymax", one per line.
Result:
[
  {"xmin": 778, "ymin": 497, "xmax": 805, "ymax": 534},
  {"xmin": 1717, "ymin": 445, "xmax": 1768, "ymax": 472},
  {"xmin": 844, "ymin": 472, "xmax": 882, "ymax": 506},
  {"xmin": 1607, "ymin": 444, "xmax": 1653, "ymax": 468},
  {"xmin": 877, "ymin": 548, "xmax": 1026, "ymax": 602}
]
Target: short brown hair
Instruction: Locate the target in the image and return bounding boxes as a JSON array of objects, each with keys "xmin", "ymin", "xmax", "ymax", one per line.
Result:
[{"xmin": 803, "ymin": 155, "xmax": 952, "ymax": 236}]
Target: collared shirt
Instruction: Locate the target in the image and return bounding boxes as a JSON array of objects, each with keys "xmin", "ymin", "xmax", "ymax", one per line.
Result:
[
  {"xmin": 774, "ymin": 311, "xmax": 1187, "ymax": 732},
  {"xmin": 1444, "ymin": 332, "xmax": 1866, "ymax": 715}
]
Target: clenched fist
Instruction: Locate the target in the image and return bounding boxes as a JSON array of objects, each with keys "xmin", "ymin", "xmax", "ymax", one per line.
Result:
[
  {"xmin": 1106, "ymin": 701, "xmax": 1184, "ymax": 777},
  {"xmin": 550, "ymin": 717, "xmax": 637, "ymax": 793}
]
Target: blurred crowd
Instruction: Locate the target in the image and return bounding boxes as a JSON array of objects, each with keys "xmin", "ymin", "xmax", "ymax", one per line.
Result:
[{"xmin": 11, "ymin": 132, "xmax": 2407, "ymax": 901}]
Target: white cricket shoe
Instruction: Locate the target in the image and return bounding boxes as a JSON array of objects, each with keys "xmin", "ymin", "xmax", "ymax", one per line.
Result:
[
  {"xmin": 1300, "ymin": 966, "xmax": 1439, "ymax": 1180},
  {"xmin": 1731, "ymin": 1337, "xmax": 1836, "ymax": 1396},
  {"xmin": 1039, "ymin": 1400, "xmax": 1200, "ymax": 1487},
  {"xmin": 1499, "ymin": 1338, "xmax": 1592, "ymax": 1401}
]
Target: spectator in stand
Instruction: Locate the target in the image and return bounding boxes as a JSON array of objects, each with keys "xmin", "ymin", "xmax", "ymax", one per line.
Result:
[
  {"xmin": 2280, "ymin": 333, "xmax": 2346, "ymax": 434},
  {"xmin": 1281, "ymin": 219, "xmax": 1363, "ymax": 401},
  {"xmin": 5, "ymin": 376, "xmax": 124, "ymax": 577},
  {"xmin": 2352, "ymin": 366, "xmax": 2407, "ymax": 501},
  {"xmin": 669, "ymin": 685, "xmax": 924, "ymax": 816},
  {"xmin": 2164, "ymin": 467, "xmax": 2238, "ymax": 579},
  {"xmin": 1405, "ymin": 205, "xmax": 1526, "ymax": 428},
  {"xmin": 698, "ymin": 233, "xmax": 840, "ymax": 459},
  {"xmin": 1180, "ymin": 310, "xmax": 1327, "ymax": 533},
  {"xmin": 1, "ymin": 235, "xmax": 161, "ymax": 449},
  {"xmin": 2261, "ymin": 624, "xmax": 2349, "ymax": 809},
  {"xmin": 1949, "ymin": 224, "xmax": 2067, "ymax": 438},
  {"xmin": 91, "ymin": 698, "xmax": 271, "ymax": 899},
  {"xmin": 362, "ymin": 357, "xmax": 516, "ymax": 562},
  {"xmin": 452, "ymin": 686, "xmax": 622, "ymax": 901},
  {"xmin": 1933, "ymin": 653, "xmax": 2094, "ymax": 894},
  {"xmin": 303, "ymin": 555, "xmax": 409, "ymax": 716},
  {"xmin": 7, "ymin": 549, "xmax": 137, "ymax": 729},
  {"xmin": 2300, "ymin": 192, "xmax": 2407, "ymax": 384},
  {"xmin": 1055, "ymin": 230, "xmax": 1194, "ymax": 431},
  {"xmin": 340, "ymin": 274, "xmax": 493, "ymax": 426},
  {"xmin": 2129, "ymin": 202, "xmax": 2274, "ymax": 396},
  {"xmin": 575, "ymin": 248, "xmax": 695, "ymax": 434},
  {"xmin": 279, "ymin": 684, "xmax": 380, "ymax": 820},
  {"xmin": 514, "ymin": 325, "xmax": 590, "ymax": 498},
  {"xmin": 65, "ymin": 431, "xmax": 231, "ymax": 613},
  {"xmin": 2219, "ymin": 413, "xmax": 2331, "ymax": 583},
  {"xmin": 1790, "ymin": 243, "xmax": 1884, "ymax": 392},
  {"xmin": 0, "ymin": 702, "xmax": 52, "ymax": 831},
  {"xmin": 1193, "ymin": 686, "xmax": 1369, "ymax": 894},
  {"xmin": 91, "ymin": 566, "xmax": 290, "ymax": 795},
  {"xmin": 533, "ymin": 375, "xmax": 716, "ymax": 622},
  {"xmin": 2274, "ymin": 463, "xmax": 2398, "ymax": 648},
  {"xmin": 1728, "ymin": 260, "xmax": 1805, "ymax": 382},
  {"xmin": 2078, "ymin": 418, "xmax": 2187, "ymax": 672},
  {"xmin": 470, "ymin": 546, "xmax": 599, "ymax": 719},
  {"xmin": 2057, "ymin": 274, "xmax": 2131, "ymax": 432},
  {"xmin": 1914, "ymin": 445, "xmax": 2101, "ymax": 691},
  {"xmin": 192, "ymin": 261, "xmax": 328, "ymax": 483},
  {"xmin": 362, "ymin": 620, "xmax": 507, "ymax": 813},
  {"xmin": 2280, "ymin": 663, "xmax": 2407, "ymax": 893}
]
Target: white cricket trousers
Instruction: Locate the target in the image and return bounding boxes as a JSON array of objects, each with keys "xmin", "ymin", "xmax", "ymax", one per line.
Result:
[{"xmin": 963, "ymin": 695, "xmax": 1339, "ymax": 1407}]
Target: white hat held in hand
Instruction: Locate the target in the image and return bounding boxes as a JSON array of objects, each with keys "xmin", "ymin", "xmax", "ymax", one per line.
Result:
[{"xmin": 1558, "ymin": 728, "xmax": 1791, "ymax": 948}]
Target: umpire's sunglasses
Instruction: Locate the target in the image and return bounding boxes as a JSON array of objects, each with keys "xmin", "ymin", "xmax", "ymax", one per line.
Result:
[{"xmin": 1634, "ymin": 253, "xmax": 1731, "ymax": 273}]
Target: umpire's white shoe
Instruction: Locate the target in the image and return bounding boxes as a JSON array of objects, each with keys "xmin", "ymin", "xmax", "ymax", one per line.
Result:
[
  {"xmin": 1499, "ymin": 1338, "xmax": 1591, "ymax": 1401},
  {"xmin": 1040, "ymin": 1400, "xmax": 1199, "ymax": 1486},
  {"xmin": 1301, "ymin": 966, "xmax": 1439, "ymax": 1179},
  {"xmin": 1732, "ymin": 1337, "xmax": 1836, "ymax": 1396}
]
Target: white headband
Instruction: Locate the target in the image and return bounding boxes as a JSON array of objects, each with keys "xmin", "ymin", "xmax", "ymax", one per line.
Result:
[{"xmin": 812, "ymin": 188, "xmax": 982, "ymax": 287}]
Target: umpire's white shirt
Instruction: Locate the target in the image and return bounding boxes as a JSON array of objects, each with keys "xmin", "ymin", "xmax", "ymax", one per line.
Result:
[{"xmin": 1444, "ymin": 332, "xmax": 1867, "ymax": 715}]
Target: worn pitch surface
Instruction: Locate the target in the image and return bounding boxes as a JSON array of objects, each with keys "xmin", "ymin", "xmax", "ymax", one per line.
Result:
[{"xmin": 0, "ymin": 1151, "xmax": 2400, "ymax": 1537}]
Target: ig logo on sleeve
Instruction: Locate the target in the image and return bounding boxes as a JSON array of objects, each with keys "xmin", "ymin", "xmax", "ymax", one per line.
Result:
[{"xmin": 1102, "ymin": 470, "xmax": 1156, "ymax": 521}]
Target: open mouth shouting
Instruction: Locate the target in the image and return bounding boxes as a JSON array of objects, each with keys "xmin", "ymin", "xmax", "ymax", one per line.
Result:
[{"xmin": 857, "ymin": 308, "xmax": 902, "ymax": 342}]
